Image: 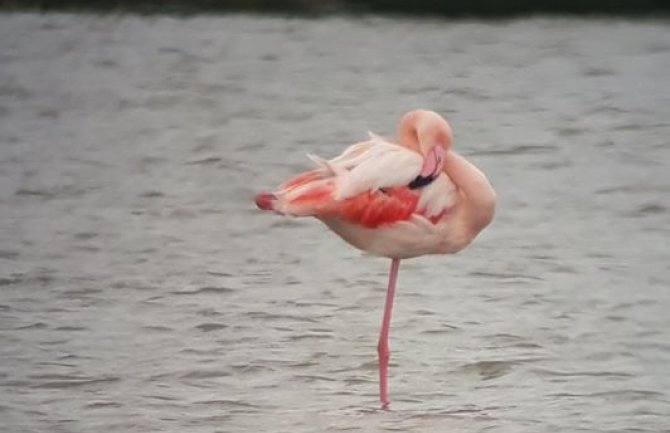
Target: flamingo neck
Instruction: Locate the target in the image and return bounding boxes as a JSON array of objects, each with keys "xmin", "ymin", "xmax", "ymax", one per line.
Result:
[{"xmin": 397, "ymin": 109, "xmax": 452, "ymax": 155}]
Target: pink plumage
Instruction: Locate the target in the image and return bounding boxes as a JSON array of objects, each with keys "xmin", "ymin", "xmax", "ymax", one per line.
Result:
[{"xmin": 255, "ymin": 109, "xmax": 495, "ymax": 408}]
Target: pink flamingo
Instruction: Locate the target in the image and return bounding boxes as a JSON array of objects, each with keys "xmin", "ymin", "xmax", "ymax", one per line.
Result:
[{"xmin": 255, "ymin": 109, "xmax": 496, "ymax": 408}]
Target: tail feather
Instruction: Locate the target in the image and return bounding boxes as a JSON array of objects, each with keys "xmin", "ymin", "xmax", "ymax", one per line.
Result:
[
  {"xmin": 307, "ymin": 153, "xmax": 339, "ymax": 176},
  {"xmin": 278, "ymin": 169, "xmax": 321, "ymax": 192},
  {"xmin": 275, "ymin": 179, "xmax": 336, "ymax": 216},
  {"xmin": 255, "ymin": 192, "xmax": 276, "ymax": 211}
]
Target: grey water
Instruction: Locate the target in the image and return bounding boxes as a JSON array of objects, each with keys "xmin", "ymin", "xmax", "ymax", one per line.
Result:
[{"xmin": 1, "ymin": 13, "xmax": 669, "ymax": 433}]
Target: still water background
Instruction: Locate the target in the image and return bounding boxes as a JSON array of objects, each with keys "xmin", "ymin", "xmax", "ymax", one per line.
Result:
[{"xmin": 1, "ymin": 13, "xmax": 669, "ymax": 433}]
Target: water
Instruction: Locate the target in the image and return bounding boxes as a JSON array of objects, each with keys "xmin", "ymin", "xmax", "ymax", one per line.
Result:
[{"xmin": 1, "ymin": 13, "xmax": 669, "ymax": 433}]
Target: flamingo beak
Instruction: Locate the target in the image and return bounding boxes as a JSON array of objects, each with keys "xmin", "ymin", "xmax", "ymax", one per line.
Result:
[{"xmin": 419, "ymin": 145, "xmax": 445, "ymax": 178}]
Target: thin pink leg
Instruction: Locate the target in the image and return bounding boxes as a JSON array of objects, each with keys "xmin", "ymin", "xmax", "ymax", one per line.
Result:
[{"xmin": 377, "ymin": 258, "xmax": 400, "ymax": 409}]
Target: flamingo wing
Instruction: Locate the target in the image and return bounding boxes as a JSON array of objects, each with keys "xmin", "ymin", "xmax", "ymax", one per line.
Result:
[
  {"xmin": 339, "ymin": 188, "xmax": 419, "ymax": 228},
  {"xmin": 269, "ymin": 136, "xmax": 422, "ymax": 218},
  {"xmin": 329, "ymin": 140, "xmax": 423, "ymax": 200},
  {"xmin": 263, "ymin": 135, "xmax": 456, "ymax": 229}
]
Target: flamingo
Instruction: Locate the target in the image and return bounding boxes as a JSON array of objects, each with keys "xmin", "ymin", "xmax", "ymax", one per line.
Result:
[{"xmin": 254, "ymin": 109, "xmax": 496, "ymax": 408}]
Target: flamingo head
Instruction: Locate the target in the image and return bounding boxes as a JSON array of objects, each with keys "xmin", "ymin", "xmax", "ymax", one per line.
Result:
[
  {"xmin": 399, "ymin": 109, "xmax": 453, "ymax": 175},
  {"xmin": 415, "ymin": 111, "xmax": 453, "ymax": 178}
]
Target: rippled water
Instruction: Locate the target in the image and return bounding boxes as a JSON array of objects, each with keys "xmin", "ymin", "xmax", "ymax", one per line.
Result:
[{"xmin": 1, "ymin": 13, "xmax": 669, "ymax": 432}]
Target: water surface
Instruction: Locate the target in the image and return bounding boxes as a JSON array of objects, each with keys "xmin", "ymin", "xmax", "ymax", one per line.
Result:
[{"xmin": 1, "ymin": 13, "xmax": 669, "ymax": 432}]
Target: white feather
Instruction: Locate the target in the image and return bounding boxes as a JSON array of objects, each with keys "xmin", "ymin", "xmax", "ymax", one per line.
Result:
[
  {"xmin": 417, "ymin": 174, "xmax": 457, "ymax": 217},
  {"xmin": 307, "ymin": 153, "xmax": 339, "ymax": 176},
  {"xmin": 333, "ymin": 143, "xmax": 423, "ymax": 200},
  {"xmin": 305, "ymin": 135, "xmax": 423, "ymax": 201}
]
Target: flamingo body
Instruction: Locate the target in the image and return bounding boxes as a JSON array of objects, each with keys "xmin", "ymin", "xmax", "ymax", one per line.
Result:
[
  {"xmin": 256, "ymin": 134, "xmax": 469, "ymax": 258},
  {"xmin": 254, "ymin": 109, "xmax": 495, "ymax": 407}
]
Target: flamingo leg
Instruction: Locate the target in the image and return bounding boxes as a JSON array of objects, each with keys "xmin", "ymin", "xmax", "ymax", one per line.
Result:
[{"xmin": 377, "ymin": 257, "xmax": 400, "ymax": 409}]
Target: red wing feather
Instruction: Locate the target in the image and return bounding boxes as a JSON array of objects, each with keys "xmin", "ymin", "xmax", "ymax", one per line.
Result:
[
  {"xmin": 277, "ymin": 177, "xmax": 430, "ymax": 228},
  {"xmin": 279, "ymin": 169, "xmax": 321, "ymax": 191},
  {"xmin": 336, "ymin": 187, "xmax": 420, "ymax": 228}
]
